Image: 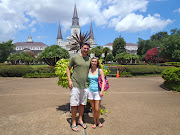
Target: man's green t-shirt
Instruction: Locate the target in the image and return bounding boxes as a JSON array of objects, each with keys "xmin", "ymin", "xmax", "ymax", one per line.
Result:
[{"xmin": 68, "ymin": 55, "xmax": 91, "ymax": 89}]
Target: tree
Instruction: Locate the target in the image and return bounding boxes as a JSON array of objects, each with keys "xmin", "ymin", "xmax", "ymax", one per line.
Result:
[
  {"xmin": 115, "ymin": 52, "xmax": 130, "ymax": 64},
  {"xmin": 39, "ymin": 45, "xmax": 70, "ymax": 66},
  {"xmin": 112, "ymin": 36, "xmax": 126, "ymax": 57},
  {"xmin": 7, "ymin": 53, "xmax": 21, "ymax": 65},
  {"xmin": 161, "ymin": 34, "xmax": 180, "ymax": 61},
  {"xmin": 145, "ymin": 47, "xmax": 166, "ymax": 64},
  {"xmin": 90, "ymin": 46, "xmax": 102, "ymax": 58},
  {"xmin": 137, "ymin": 38, "xmax": 155, "ymax": 56},
  {"xmin": 102, "ymin": 47, "xmax": 111, "ymax": 59},
  {"xmin": 172, "ymin": 50, "xmax": 180, "ymax": 62},
  {"xmin": 69, "ymin": 31, "xmax": 91, "ymax": 53},
  {"xmin": 105, "ymin": 54, "xmax": 113, "ymax": 62},
  {"xmin": 150, "ymin": 31, "xmax": 168, "ymax": 41},
  {"xmin": 170, "ymin": 28, "xmax": 180, "ymax": 35},
  {"xmin": 7, "ymin": 52, "xmax": 36, "ymax": 65},
  {"xmin": 131, "ymin": 54, "xmax": 139, "ymax": 63},
  {"xmin": 0, "ymin": 40, "xmax": 15, "ymax": 63}
]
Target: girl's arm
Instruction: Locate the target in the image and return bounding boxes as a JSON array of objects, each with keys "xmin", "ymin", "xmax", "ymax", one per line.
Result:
[{"xmin": 100, "ymin": 69, "xmax": 105, "ymax": 92}]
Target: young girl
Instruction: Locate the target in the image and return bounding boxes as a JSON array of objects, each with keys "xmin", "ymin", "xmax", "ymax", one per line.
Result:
[{"xmin": 88, "ymin": 57, "xmax": 105, "ymax": 129}]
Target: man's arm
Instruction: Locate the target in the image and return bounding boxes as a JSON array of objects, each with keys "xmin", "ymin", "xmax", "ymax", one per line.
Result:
[{"xmin": 66, "ymin": 66, "xmax": 73, "ymax": 89}]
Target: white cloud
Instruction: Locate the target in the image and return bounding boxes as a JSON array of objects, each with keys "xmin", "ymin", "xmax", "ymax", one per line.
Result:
[
  {"xmin": 111, "ymin": 13, "xmax": 172, "ymax": 32},
  {"xmin": 102, "ymin": 0, "xmax": 148, "ymax": 19},
  {"xmin": 31, "ymin": 28, "xmax": 36, "ymax": 32},
  {"xmin": 0, "ymin": 0, "xmax": 174, "ymax": 42},
  {"xmin": 174, "ymin": 8, "xmax": 180, "ymax": 13},
  {"xmin": 29, "ymin": 20, "xmax": 37, "ymax": 27}
]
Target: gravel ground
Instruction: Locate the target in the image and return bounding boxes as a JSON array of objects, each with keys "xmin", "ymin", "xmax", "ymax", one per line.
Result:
[{"xmin": 0, "ymin": 77, "xmax": 180, "ymax": 135}]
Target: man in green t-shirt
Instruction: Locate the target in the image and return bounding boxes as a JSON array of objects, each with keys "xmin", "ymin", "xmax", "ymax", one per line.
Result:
[{"xmin": 66, "ymin": 43, "xmax": 91, "ymax": 131}]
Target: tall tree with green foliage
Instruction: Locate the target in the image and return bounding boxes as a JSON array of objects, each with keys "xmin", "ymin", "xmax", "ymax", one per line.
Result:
[
  {"xmin": 137, "ymin": 38, "xmax": 156, "ymax": 56},
  {"xmin": 90, "ymin": 46, "xmax": 102, "ymax": 58},
  {"xmin": 105, "ymin": 53, "xmax": 113, "ymax": 62},
  {"xmin": 170, "ymin": 28, "xmax": 180, "ymax": 35},
  {"xmin": 161, "ymin": 34, "xmax": 180, "ymax": 61},
  {"xmin": 112, "ymin": 36, "xmax": 126, "ymax": 57},
  {"xmin": 150, "ymin": 31, "xmax": 168, "ymax": 41},
  {"xmin": 39, "ymin": 45, "xmax": 70, "ymax": 66},
  {"xmin": 102, "ymin": 47, "xmax": 111, "ymax": 59},
  {"xmin": 0, "ymin": 40, "xmax": 15, "ymax": 63}
]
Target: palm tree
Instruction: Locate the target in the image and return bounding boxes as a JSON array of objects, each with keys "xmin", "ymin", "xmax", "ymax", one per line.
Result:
[{"xmin": 68, "ymin": 31, "xmax": 94, "ymax": 53}]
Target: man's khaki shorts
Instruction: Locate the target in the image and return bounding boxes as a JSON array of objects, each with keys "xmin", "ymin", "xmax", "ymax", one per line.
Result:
[{"xmin": 70, "ymin": 87, "xmax": 88, "ymax": 106}]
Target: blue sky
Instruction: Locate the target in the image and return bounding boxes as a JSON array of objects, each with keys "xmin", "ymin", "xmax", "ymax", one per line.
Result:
[{"xmin": 0, "ymin": 0, "xmax": 179, "ymax": 46}]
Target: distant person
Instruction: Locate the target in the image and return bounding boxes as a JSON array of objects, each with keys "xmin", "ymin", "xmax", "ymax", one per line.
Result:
[
  {"xmin": 66, "ymin": 43, "xmax": 91, "ymax": 132},
  {"xmin": 88, "ymin": 57, "xmax": 105, "ymax": 129}
]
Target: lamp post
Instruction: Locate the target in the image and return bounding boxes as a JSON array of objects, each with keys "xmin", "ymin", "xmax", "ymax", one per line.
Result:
[{"xmin": 157, "ymin": 46, "xmax": 160, "ymax": 67}]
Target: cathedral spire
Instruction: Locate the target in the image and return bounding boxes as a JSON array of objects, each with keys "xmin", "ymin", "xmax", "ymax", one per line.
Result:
[
  {"xmin": 90, "ymin": 22, "xmax": 94, "ymax": 39},
  {"xmin": 57, "ymin": 23, "xmax": 63, "ymax": 39},
  {"xmin": 72, "ymin": 4, "xmax": 79, "ymax": 26}
]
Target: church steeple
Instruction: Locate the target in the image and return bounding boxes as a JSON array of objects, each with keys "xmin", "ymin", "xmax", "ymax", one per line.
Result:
[
  {"xmin": 57, "ymin": 23, "xmax": 63, "ymax": 39},
  {"xmin": 90, "ymin": 22, "xmax": 94, "ymax": 39},
  {"xmin": 72, "ymin": 4, "xmax": 79, "ymax": 26}
]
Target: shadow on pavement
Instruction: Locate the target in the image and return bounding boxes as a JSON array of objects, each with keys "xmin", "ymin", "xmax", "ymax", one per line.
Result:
[
  {"xmin": 56, "ymin": 103, "xmax": 70, "ymax": 113},
  {"xmin": 56, "ymin": 103, "xmax": 105, "ymax": 126}
]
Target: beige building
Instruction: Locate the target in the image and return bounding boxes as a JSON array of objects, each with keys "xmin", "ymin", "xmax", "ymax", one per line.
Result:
[{"xmin": 103, "ymin": 43, "xmax": 138, "ymax": 54}]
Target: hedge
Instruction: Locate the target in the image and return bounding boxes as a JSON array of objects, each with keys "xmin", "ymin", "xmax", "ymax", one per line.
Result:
[
  {"xmin": 33, "ymin": 66, "xmax": 55, "ymax": 73},
  {"xmin": 125, "ymin": 65, "xmax": 172, "ymax": 75},
  {"xmin": 0, "ymin": 65, "xmax": 34, "ymax": 77},
  {"xmin": 164, "ymin": 62, "xmax": 180, "ymax": 67},
  {"xmin": 161, "ymin": 67, "xmax": 180, "ymax": 92},
  {"xmin": 23, "ymin": 73, "xmax": 57, "ymax": 78}
]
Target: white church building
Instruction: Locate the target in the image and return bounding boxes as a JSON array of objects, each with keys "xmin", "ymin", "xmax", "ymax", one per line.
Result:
[{"xmin": 56, "ymin": 4, "xmax": 95, "ymax": 55}]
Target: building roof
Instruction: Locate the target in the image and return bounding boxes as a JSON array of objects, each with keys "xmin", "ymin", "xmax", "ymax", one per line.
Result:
[
  {"xmin": 14, "ymin": 42, "xmax": 48, "ymax": 47},
  {"xmin": 90, "ymin": 22, "xmax": 94, "ymax": 39},
  {"xmin": 104, "ymin": 43, "xmax": 113, "ymax": 46},
  {"xmin": 72, "ymin": 4, "xmax": 79, "ymax": 26},
  {"xmin": 104, "ymin": 43, "xmax": 137, "ymax": 47},
  {"xmin": 126, "ymin": 43, "xmax": 138, "ymax": 46},
  {"xmin": 57, "ymin": 23, "xmax": 63, "ymax": 39}
]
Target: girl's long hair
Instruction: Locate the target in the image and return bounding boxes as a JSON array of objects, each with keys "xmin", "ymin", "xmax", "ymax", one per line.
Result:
[{"xmin": 90, "ymin": 57, "xmax": 101, "ymax": 69}]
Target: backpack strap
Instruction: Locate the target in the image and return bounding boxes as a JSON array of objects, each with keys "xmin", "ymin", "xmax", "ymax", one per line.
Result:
[{"xmin": 98, "ymin": 69, "xmax": 100, "ymax": 76}]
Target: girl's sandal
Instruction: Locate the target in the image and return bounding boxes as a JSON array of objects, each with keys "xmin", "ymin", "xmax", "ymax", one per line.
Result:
[
  {"xmin": 78, "ymin": 123, "xmax": 87, "ymax": 129},
  {"xmin": 92, "ymin": 124, "xmax": 96, "ymax": 129},
  {"xmin": 98, "ymin": 123, "xmax": 103, "ymax": 128},
  {"xmin": 71, "ymin": 125, "xmax": 79, "ymax": 132}
]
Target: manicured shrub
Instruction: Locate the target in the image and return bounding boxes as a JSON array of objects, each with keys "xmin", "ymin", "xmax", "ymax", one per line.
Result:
[
  {"xmin": 161, "ymin": 68, "xmax": 180, "ymax": 82},
  {"xmin": 161, "ymin": 67, "xmax": 180, "ymax": 91},
  {"xmin": 119, "ymin": 72, "xmax": 132, "ymax": 77},
  {"xmin": 23, "ymin": 73, "xmax": 57, "ymax": 78},
  {"xmin": 164, "ymin": 62, "xmax": 180, "ymax": 67},
  {"xmin": 125, "ymin": 65, "xmax": 172, "ymax": 75},
  {"xmin": 0, "ymin": 65, "xmax": 34, "ymax": 77},
  {"xmin": 33, "ymin": 66, "xmax": 55, "ymax": 73}
]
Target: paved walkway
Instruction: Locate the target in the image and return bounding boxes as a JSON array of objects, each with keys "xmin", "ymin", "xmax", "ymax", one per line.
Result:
[{"xmin": 0, "ymin": 77, "xmax": 180, "ymax": 135}]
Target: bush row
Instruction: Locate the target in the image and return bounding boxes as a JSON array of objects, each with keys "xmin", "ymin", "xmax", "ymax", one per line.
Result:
[
  {"xmin": 107, "ymin": 65, "xmax": 172, "ymax": 76},
  {"xmin": 0, "ymin": 65, "xmax": 55, "ymax": 77},
  {"xmin": 125, "ymin": 65, "xmax": 172, "ymax": 75},
  {"xmin": 0, "ymin": 65, "xmax": 34, "ymax": 77},
  {"xmin": 164, "ymin": 62, "xmax": 180, "ymax": 67},
  {"xmin": 23, "ymin": 73, "xmax": 57, "ymax": 78},
  {"xmin": 161, "ymin": 67, "xmax": 180, "ymax": 92},
  {"xmin": 33, "ymin": 66, "xmax": 55, "ymax": 73}
]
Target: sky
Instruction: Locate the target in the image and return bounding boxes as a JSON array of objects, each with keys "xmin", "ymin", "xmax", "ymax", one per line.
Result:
[{"xmin": 0, "ymin": 0, "xmax": 179, "ymax": 46}]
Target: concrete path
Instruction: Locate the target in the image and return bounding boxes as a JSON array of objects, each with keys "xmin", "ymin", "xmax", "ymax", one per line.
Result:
[{"xmin": 0, "ymin": 77, "xmax": 180, "ymax": 135}]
